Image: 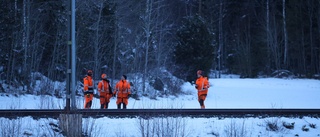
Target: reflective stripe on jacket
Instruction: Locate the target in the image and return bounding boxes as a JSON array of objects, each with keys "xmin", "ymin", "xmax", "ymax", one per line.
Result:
[
  {"xmin": 98, "ymin": 80, "xmax": 110, "ymax": 94},
  {"xmin": 114, "ymin": 80, "xmax": 131, "ymax": 98},
  {"xmin": 83, "ymin": 76, "xmax": 94, "ymax": 93}
]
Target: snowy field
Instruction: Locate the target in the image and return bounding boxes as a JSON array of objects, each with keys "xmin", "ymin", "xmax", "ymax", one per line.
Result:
[{"xmin": 0, "ymin": 77, "xmax": 320, "ymax": 136}]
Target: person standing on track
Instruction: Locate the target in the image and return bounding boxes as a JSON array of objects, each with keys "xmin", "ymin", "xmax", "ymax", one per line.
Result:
[
  {"xmin": 113, "ymin": 75, "xmax": 131, "ymax": 109},
  {"xmin": 83, "ymin": 70, "xmax": 94, "ymax": 109},
  {"xmin": 195, "ymin": 70, "xmax": 210, "ymax": 109},
  {"xmin": 97, "ymin": 73, "xmax": 113, "ymax": 109}
]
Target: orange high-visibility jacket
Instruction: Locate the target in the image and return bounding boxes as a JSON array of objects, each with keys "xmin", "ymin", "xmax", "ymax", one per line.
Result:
[
  {"xmin": 195, "ymin": 76, "xmax": 209, "ymax": 96},
  {"xmin": 114, "ymin": 80, "xmax": 131, "ymax": 98},
  {"xmin": 98, "ymin": 80, "xmax": 111, "ymax": 95},
  {"xmin": 83, "ymin": 76, "xmax": 94, "ymax": 93}
]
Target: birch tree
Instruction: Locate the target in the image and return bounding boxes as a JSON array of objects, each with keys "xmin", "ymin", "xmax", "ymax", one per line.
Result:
[
  {"xmin": 141, "ymin": 0, "xmax": 153, "ymax": 94},
  {"xmin": 112, "ymin": 0, "xmax": 142, "ymax": 86},
  {"xmin": 5, "ymin": 0, "xmax": 24, "ymax": 92},
  {"xmin": 20, "ymin": 0, "xmax": 31, "ymax": 92},
  {"xmin": 93, "ymin": 1, "xmax": 105, "ymax": 79},
  {"xmin": 76, "ymin": 0, "xmax": 115, "ymax": 81}
]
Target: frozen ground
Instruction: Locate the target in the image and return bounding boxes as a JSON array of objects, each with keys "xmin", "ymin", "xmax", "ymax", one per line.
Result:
[{"xmin": 0, "ymin": 77, "xmax": 319, "ymax": 136}]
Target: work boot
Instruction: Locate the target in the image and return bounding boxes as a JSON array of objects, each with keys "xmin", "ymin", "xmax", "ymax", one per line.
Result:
[
  {"xmin": 88, "ymin": 101, "xmax": 92, "ymax": 108},
  {"xmin": 85, "ymin": 101, "xmax": 92, "ymax": 109},
  {"xmin": 117, "ymin": 103, "xmax": 121, "ymax": 109},
  {"xmin": 105, "ymin": 103, "xmax": 109, "ymax": 109},
  {"xmin": 123, "ymin": 103, "xmax": 126, "ymax": 109},
  {"xmin": 100, "ymin": 104, "xmax": 104, "ymax": 109},
  {"xmin": 199, "ymin": 99, "xmax": 204, "ymax": 106}
]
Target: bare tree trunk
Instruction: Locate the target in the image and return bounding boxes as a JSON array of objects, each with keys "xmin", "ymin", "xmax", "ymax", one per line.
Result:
[
  {"xmin": 199, "ymin": 0, "xmax": 202, "ymax": 16},
  {"xmin": 7, "ymin": 42, "xmax": 16, "ymax": 90},
  {"xmin": 266, "ymin": 0, "xmax": 271, "ymax": 74},
  {"xmin": 22, "ymin": 0, "xmax": 28, "ymax": 71},
  {"xmin": 218, "ymin": 0, "xmax": 223, "ymax": 78},
  {"xmin": 6, "ymin": 0, "xmax": 20, "ymax": 91},
  {"xmin": 307, "ymin": 0, "xmax": 315, "ymax": 76},
  {"xmin": 298, "ymin": 3, "xmax": 307, "ymax": 76},
  {"xmin": 282, "ymin": 0, "xmax": 288, "ymax": 68},
  {"xmin": 154, "ymin": 0, "xmax": 169, "ymax": 71},
  {"xmin": 112, "ymin": 27, "xmax": 117, "ymax": 86},
  {"xmin": 94, "ymin": 2, "xmax": 104, "ymax": 79},
  {"xmin": 112, "ymin": 5, "xmax": 119, "ymax": 86},
  {"xmin": 300, "ymin": 27, "xmax": 306, "ymax": 76},
  {"xmin": 245, "ymin": 17, "xmax": 252, "ymax": 77},
  {"xmin": 30, "ymin": 18, "xmax": 44, "ymax": 93},
  {"xmin": 273, "ymin": 16, "xmax": 281, "ymax": 70},
  {"xmin": 318, "ymin": 0, "xmax": 320, "ymax": 74},
  {"xmin": 142, "ymin": 0, "xmax": 153, "ymax": 94},
  {"xmin": 48, "ymin": 20, "xmax": 65, "ymax": 80},
  {"xmin": 268, "ymin": 1, "xmax": 280, "ymax": 72},
  {"xmin": 155, "ymin": 2, "xmax": 161, "ymax": 76},
  {"xmin": 267, "ymin": 0, "xmax": 281, "ymax": 71},
  {"xmin": 22, "ymin": 0, "xmax": 30, "ymax": 92},
  {"xmin": 48, "ymin": 30, "xmax": 58, "ymax": 81}
]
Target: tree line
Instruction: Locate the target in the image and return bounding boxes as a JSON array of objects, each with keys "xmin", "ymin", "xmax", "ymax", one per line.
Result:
[{"xmin": 0, "ymin": 0, "xmax": 319, "ymax": 95}]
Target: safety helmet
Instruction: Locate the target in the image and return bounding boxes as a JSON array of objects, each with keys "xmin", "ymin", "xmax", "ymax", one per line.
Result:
[
  {"xmin": 101, "ymin": 73, "xmax": 107, "ymax": 79},
  {"xmin": 197, "ymin": 70, "xmax": 203, "ymax": 75}
]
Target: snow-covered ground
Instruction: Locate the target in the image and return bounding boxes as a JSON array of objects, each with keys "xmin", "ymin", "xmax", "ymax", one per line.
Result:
[{"xmin": 0, "ymin": 77, "xmax": 320, "ymax": 137}]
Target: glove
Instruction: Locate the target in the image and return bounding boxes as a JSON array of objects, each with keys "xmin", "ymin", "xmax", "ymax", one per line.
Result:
[
  {"xmin": 195, "ymin": 85, "xmax": 198, "ymax": 89},
  {"xmin": 113, "ymin": 94, "xmax": 116, "ymax": 97},
  {"xmin": 128, "ymin": 94, "xmax": 132, "ymax": 98}
]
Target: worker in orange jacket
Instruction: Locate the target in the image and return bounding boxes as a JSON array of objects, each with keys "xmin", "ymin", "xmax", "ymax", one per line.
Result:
[
  {"xmin": 97, "ymin": 73, "xmax": 113, "ymax": 109},
  {"xmin": 195, "ymin": 70, "xmax": 210, "ymax": 109},
  {"xmin": 83, "ymin": 70, "xmax": 94, "ymax": 109},
  {"xmin": 113, "ymin": 75, "xmax": 131, "ymax": 109}
]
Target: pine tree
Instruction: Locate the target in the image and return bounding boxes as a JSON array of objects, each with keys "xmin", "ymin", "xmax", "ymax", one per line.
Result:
[{"xmin": 174, "ymin": 15, "xmax": 214, "ymax": 82}]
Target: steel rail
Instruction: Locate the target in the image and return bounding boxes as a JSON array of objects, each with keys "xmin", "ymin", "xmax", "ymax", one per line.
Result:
[{"xmin": 0, "ymin": 109, "xmax": 319, "ymax": 119}]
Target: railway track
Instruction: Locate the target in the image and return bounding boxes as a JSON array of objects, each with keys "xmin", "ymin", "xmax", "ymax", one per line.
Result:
[{"xmin": 0, "ymin": 109, "xmax": 319, "ymax": 119}]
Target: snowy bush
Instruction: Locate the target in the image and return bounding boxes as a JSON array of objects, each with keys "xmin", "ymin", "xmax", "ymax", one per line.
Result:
[
  {"xmin": 264, "ymin": 118, "xmax": 288, "ymax": 134},
  {"xmin": 301, "ymin": 125, "xmax": 310, "ymax": 132},
  {"xmin": 136, "ymin": 103, "xmax": 190, "ymax": 137},
  {"xmin": 128, "ymin": 68, "xmax": 185, "ymax": 98},
  {"xmin": 137, "ymin": 116, "xmax": 190, "ymax": 137},
  {"xmin": 309, "ymin": 123, "xmax": 316, "ymax": 129},
  {"xmin": 39, "ymin": 119, "xmax": 64, "ymax": 137},
  {"xmin": 271, "ymin": 70, "xmax": 295, "ymax": 79},
  {"xmin": 82, "ymin": 118, "xmax": 105, "ymax": 137},
  {"xmin": 37, "ymin": 95, "xmax": 64, "ymax": 109},
  {"xmin": 150, "ymin": 68, "xmax": 184, "ymax": 96},
  {"xmin": 207, "ymin": 120, "xmax": 220, "ymax": 137},
  {"xmin": 0, "ymin": 118, "xmax": 22, "ymax": 137},
  {"xmin": 266, "ymin": 119, "xmax": 280, "ymax": 131},
  {"xmin": 223, "ymin": 119, "xmax": 249, "ymax": 137},
  {"xmin": 0, "ymin": 116, "xmax": 66, "ymax": 137},
  {"xmin": 7, "ymin": 95, "xmax": 22, "ymax": 109},
  {"xmin": 282, "ymin": 121, "xmax": 295, "ymax": 129}
]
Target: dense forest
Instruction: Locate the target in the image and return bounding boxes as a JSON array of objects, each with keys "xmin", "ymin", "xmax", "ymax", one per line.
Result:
[{"xmin": 0, "ymin": 0, "xmax": 319, "ymax": 95}]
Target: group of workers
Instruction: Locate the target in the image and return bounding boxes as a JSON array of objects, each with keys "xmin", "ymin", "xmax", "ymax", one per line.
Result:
[
  {"xmin": 83, "ymin": 69, "xmax": 210, "ymax": 109},
  {"xmin": 83, "ymin": 70, "xmax": 131, "ymax": 109}
]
